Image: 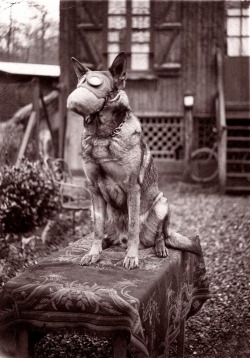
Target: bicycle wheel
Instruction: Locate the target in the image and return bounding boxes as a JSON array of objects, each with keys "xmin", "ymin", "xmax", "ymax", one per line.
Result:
[{"xmin": 190, "ymin": 147, "xmax": 218, "ymax": 183}]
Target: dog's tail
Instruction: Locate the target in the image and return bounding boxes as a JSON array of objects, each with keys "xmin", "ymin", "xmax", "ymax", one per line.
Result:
[{"xmin": 164, "ymin": 229, "xmax": 202, "ymax": 256}]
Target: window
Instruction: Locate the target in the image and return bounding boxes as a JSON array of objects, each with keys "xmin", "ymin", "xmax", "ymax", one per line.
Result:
[
  {"xmin": 226, "ymin": 1, "xmax": 250, "ymax": 56},
  {"xmin": 107, "ymin": 0, "xmax": 151, "ymax": 70}
]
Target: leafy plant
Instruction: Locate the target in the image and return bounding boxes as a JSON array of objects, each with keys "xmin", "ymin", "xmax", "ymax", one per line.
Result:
[
  {"xmin": 0, "ymin": 160, "xmax": 60, "ymax": 234},
  {"xmin": 0, "ymin": 122, "xmax": 24, "ymax": 166}
]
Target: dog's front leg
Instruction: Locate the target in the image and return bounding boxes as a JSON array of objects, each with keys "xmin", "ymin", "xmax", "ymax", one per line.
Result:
[
  {"xmin": 123, "ymin": 184, "xmax": 140, "ymax": 269},
  {"xmin": 80, "ymin": 190, "xmax": 106, "ymax": 266}
]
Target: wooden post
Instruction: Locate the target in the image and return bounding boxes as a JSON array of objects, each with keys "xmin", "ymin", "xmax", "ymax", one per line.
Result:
[
  {"xmin": 16, "ymin": 328, "xmax": 29, "ymax": 358},
  {"xmin": 58, "ymin": 83, "xmax": 67, "ymax": 159},
  {"xmin": 216, "ymin": 50, "xmax": 227, "ymax": 194},
  {"xmin": 40, "ymin": 87, "xmax": 56, "ymax": 155},
  {"xmin": 218, "ymin": 127, "xmax": 227, "ymax": 194},
  {"xmin": 16, "ymin": 111, "xmax": 37, "ymax": 167},
  {"xmin": 176, "ymin": 318, "xmax": 186, "ymax": 358},
  {"xmin": 183, "ymin": 105, "xmax": 194, "ymax": 181},
  {"xmin": 32, "ymin": 77, "xmax": 40, "ymax": 158},
  {"xmin": 112, "ymin": 332, "xmax": 127, "ymax": 358},
  {"xmin": 59, "ymin": 0, "xmax": 77, "ymax": 159}
]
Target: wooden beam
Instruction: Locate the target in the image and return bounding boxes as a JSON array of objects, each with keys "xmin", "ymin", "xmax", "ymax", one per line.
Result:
[
  {"xmin": 40, "ymin": 87, "xmax": 56, "ymax": 155},
  {"xmin": 177, "ymin": 318, "xmax": 186, "ymax": 358},
  {"xmin": 16, "ymin": 328, "xmax": 29, "ymax": 358},
  {"xmin": 5, "ymin": 90, "xmax": 59, "ymax": 124},
  {"xmin": 58, "ymin": 83, "xmax": 67, "ymax": 159},
  {"xmin": 59, "ymin": 0, "xmax": 77, "ymax": 159},
  {"xmin": 216, "ymin": 49, "xmax": 227, "ymax": 194},
  {"xmin": 32, "ymin": 77, "xmax": 40, "ymax": 159},
  {"xmin": 183, "ymin": 107, "xmax": 194, "ymax": 181},
  {"xmin": 112, "ymin": 333, "xmax": 127, "ymax": 358},
  {"xmin": 16, "ymin": 111, "xmax": 37, "ymax": 167},
  {"xmin": 79, "ymin": 29, "xmax": 103, "ymax": 70}
]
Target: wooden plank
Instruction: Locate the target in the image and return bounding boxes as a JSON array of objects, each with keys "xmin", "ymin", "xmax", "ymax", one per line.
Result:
[
  {"xmin": 227, "ymin": 172, "xmax": 250, "ymax": 178},
  {"xmin": 16, "ymin": 111, "xmax": 37, "ymax": 167},
  {"xmin": 177, "ymin": 318, "xmax": 186, "ymax": 358},
  {"xmin": 218, "ymin": 123, "xmax": 227, "ymax": 194},
  {"xmin": 112, "ymin": 333, "xmax": 127, "ymax": 358},
  {"xmin": 77, "ymin": 1, "xmax": 103, "ymax": 29},
  {"xmin": 155, "ymin": 22, "xmax": 182, "ymax": 30},
  {"xmin": 127, "ymin": 72, "xmax": 157, "ymax": 80},
  {"xmin": 59, "ymin": 0, "xmax": 76, "ymax": 93},
  {"xmin": 227, "ymin": 126, "xmax": 250, "ymax": 131},
  {"xmin": 216, "ymin": 52, "xmax": 226, "ymax": 130},
  {"xmin": 182, "ymin": 1, "xmax": 225, "ymax": 114},
  {"xmin": 227, "ymin": 148, "xmax": 250, "ymax": 153},
  {"xmin": 227, "ymin": 136, "xmax": 250, "ymax": 141},
  {"xmin": 216, "ymin": 49, "xmax": 227, "ymax": 194},
  {"xmin": 59, "ymin": 0, "xmax": 77, "ymax": 158},
  {"xmin": 152, "ymin": 1, "xmax": 182, "ymax": 74},
  {"xmin": 40, "ymin": 88, "xmax": 56, "ymax": 155},
  {"xmin": 16, "ymin": 328, "xmax": 29, "ymax": 358},
  {"xmin": 183, "ymin": 107, "xmax": 194, "ymax": 181},
  {"xmin": 226, "ymin": 101, "xmax": 250, "ymax": 111},
  {"xmin": 77, "ymin": 23, "xmax": 102, "ymax": 30},
  {"xmin": 136, "ymin": 111, "xmax": 183, "ymax": 118},
  {"xmin": 7, "ymin": 90, "xmax": 58, "ymax": 124},
  {"xmin": 227, "ymin": 159, "xmax": 250, "ymax": 164},
  {"xmin": 79, "ymin": 29, "xmax": 103, "ymax": 70},
  {"xmin": 32, "ymin": 77, "xmax": 40, "ymax": 158},
  {"xmin": 226, "ymin": 186, "xmax": 250, "ymax": 192},
  {"xmin": 226, "ymin": 111, "xmax": 250, "ymax": 120},
  {"xmin": 59, "ymin": 84, "xmax": 67, "ymax": 159}
]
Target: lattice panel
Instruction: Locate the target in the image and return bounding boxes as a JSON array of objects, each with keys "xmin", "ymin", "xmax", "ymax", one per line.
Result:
[
  {"xmin": 140, "ymin": 116, "xmax": 184, "ymax": 159},
  {"xmin": 196, "ymin": 117, "xmax": 217, "ymax": 149}
]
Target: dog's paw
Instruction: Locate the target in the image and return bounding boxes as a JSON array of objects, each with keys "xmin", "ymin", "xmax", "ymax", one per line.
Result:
[
  {"xmin": 80, "ymin": 253, "xmax": 100, "ymax": 266},
  {"xmin": 123, "ymin": 255, "xmax": 139, "ymax": 270},
  {"xmin": 155, "ymin": 242, "xmax": 169, "ymax": 258}
]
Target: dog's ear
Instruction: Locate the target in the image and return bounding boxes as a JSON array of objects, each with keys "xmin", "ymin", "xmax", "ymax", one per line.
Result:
[
  {"xmin": 109, "ymin": 52, "xmax": 127, "ymax": 88},
  {"xmin": 71, "ymin": 57, "xmax": 89, "ymax": 79}
]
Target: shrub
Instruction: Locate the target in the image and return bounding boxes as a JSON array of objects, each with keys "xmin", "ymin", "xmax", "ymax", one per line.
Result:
[
  {"xmin": 0, "ymin": 122, "xmax": 24, "ymax": 166},
  {"xmin": 0, "ymin": 121, "xmax": 39, "ymax": 167},
  {"xmin": 0, "ymin": 160, "xmax": 60, "ymax": 234}
]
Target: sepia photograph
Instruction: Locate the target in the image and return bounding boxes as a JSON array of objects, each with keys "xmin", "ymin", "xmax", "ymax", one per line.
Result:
[{"xmin": 0, "ymin": 0, "xmax": 249, "ymax": 357}]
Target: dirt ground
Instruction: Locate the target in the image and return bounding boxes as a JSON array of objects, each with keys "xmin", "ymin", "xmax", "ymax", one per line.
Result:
[{"xmin": 162, "ymin": 182, "xmax": 250, "ymax": 358}]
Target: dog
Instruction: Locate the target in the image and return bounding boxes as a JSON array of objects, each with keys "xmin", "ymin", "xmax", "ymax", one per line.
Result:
[{"xmin": 67, "ymin": 52, "xmax": 201, "ymax": 269}]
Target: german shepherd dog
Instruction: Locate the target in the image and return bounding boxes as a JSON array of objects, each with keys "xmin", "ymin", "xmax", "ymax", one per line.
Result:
[{"xmin": 67, "ymin": 52, "xmax": 201, "ymax": 269}]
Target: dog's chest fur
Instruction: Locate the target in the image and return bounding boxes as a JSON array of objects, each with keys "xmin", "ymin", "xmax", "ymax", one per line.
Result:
[{"xmin": 81, "ymin": 116, "xmax": 142, "ymax": 210}]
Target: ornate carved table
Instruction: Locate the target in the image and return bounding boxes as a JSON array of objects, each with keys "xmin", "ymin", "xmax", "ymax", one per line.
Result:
[{"xmin": 0, "ymin": 234, "xmax": 210, "ymax": 358}]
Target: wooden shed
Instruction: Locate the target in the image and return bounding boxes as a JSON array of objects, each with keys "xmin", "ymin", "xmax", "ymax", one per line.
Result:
[
  {"xmin": 59, "ymin": 0, "xmax": 250, "ymax": 192},
  {"xmin": 0, "ymin": 62, "xmax": 60, "ymax": 123},
  {"xmin": 0, "ymin": 62, "xmax": 60, "ymax": 164}
]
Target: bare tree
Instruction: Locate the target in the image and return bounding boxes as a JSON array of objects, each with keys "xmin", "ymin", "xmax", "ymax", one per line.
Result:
[
  {"xmin": 0, "ymin": 0, "xmax": 59, "ymax": 64},
  {"xmin": 0, "ymin": 0, "xmax": 23, "ymax": 60},
  {"xmin": 28, "ymin": 1, "xmax": 50, "ymax": 64}
]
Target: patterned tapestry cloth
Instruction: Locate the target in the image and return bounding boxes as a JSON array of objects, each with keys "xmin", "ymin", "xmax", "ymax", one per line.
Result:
[{"xmin": 0, "ymin": 234, "xmax": 211, "ymax": 357}]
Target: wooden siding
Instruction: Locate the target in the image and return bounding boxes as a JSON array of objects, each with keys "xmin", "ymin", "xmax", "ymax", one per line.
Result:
[
  {"xmin": 182, "ymin": 1, "xmax": 225, "ymax": 115},
  {"xmin": 126, "ymin": 76, "xmax": 184, "ymax": 114},
  {"xmin": 60, "ymin": 0, "xmax": 226, "ymax": 172},
  {"xmin": 60, "ymin": 1, "xmax": 225, "ymax": 115}
]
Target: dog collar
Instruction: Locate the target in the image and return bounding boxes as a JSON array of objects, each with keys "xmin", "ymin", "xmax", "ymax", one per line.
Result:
[
  {"xmin": 84, "ymin": 109, "xmax": 131, "ymax": 138},
  {"xmin": 110, "ymin": 116, "xmax": 128, "ymax": 137}
]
